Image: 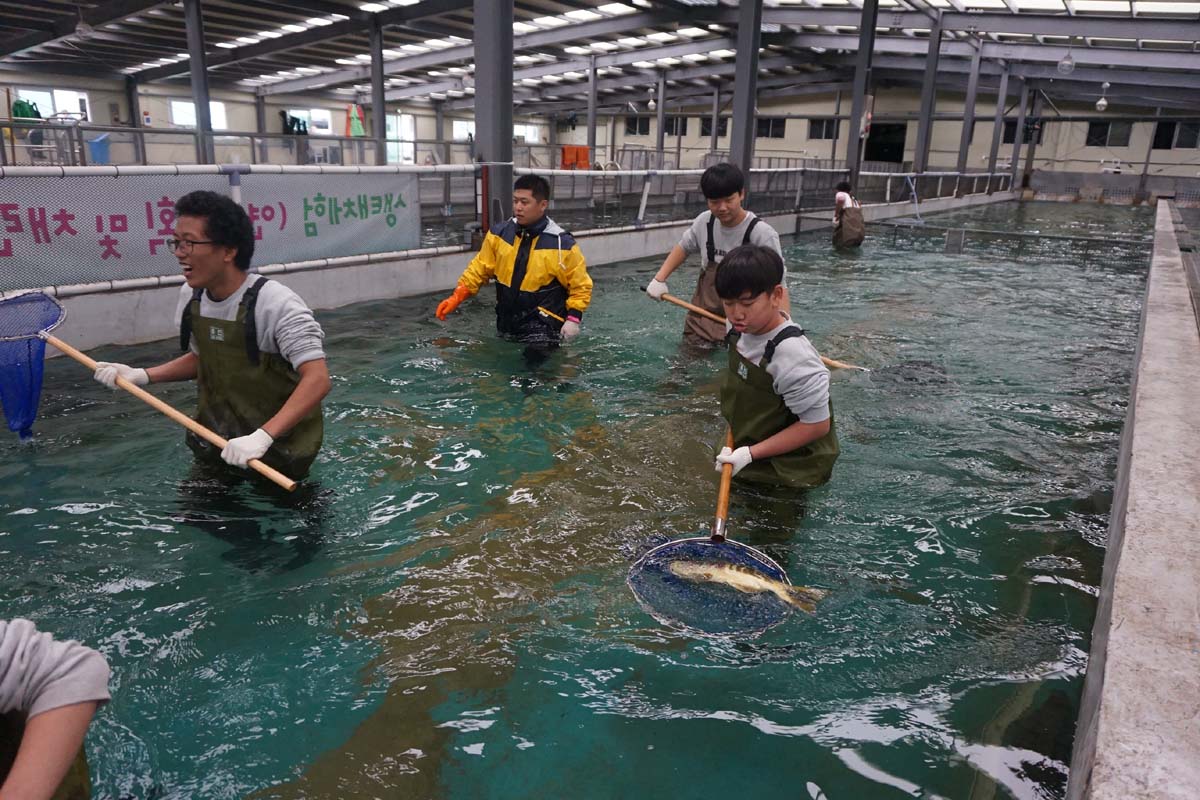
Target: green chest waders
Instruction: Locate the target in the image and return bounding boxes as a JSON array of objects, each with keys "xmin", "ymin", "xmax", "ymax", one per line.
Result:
[
  {"xmin": 685, "ymin": 216, "xmax": 763, "ymax": 344},
  {"xmin": 720, "ymin": 328, "xmax": 840, "ymax": 488},
  {"xmin": 182, "ymin": 278, "xmax": 324, "ymax": 478}
]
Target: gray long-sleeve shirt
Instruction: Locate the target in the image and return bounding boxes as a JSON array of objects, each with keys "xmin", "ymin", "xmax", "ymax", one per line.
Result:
[{"xmin": 0, "ymin": 619, "xmax": 110, "ymax": 718}]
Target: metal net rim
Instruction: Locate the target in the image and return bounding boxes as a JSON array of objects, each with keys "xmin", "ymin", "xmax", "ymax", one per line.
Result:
[{"xmin": 0, "ymin": 290, "xmax": 65, "ymax": 342}]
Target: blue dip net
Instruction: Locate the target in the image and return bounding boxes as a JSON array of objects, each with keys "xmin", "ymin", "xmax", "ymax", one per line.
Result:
[
  {"xmin": 627, "ymin": 537, "xmax": 793, "ymax": 637},
  {"xmin": 0, "ymin": 293, "xmax": 64, "ymax": 440}
]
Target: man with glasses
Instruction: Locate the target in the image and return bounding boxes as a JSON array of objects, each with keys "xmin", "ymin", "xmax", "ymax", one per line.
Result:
[{"xmin": 92, "ymin": 191, "xmax": 330, "ymax": 479}]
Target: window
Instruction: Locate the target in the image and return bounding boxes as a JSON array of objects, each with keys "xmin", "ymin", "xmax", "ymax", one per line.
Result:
[
  {"xmin": 1002, "ymin": 119, "xmax": 1043, "ymax": 145},
  {"xmin": 1175, "ymin": 122, "xmax": 1200, "ymax": 149},
  {"xmin": 16, "ymin": 88, "xmax": 90, "ymax": 121},
  {"xmin": 386, "ymin": 112, "xmax": 416, "ymax": 164},
  {"xmin": 700, "ymin": 117, "xmax": 728, "ymax": 138},
  {"xmin": 624, "ymin": 116, "xmax": 650, "ymax": 136},
  {"xmin": 1152, "ymin": 121, "xmax": 1177, "ymax": 150},
  {"xmin": 288, "ymin": 108, "xmax": 333, "ymax": 134},
  {"xmin": 664, "ymin": 116, "xmax": 687, "ymax": 137},
  {"xmin": 756, "ymin": 117, "xmax": 785, "ymax": 139},
  {"xmin": 452, "ymin": 119, "xmax": 475, "ymax": 140},
  {"xmin": 808, "ymin": 118, "xmax": 839, "ymax": 140},
  {"xmin": 514, "ymin": 123, "xmax": 540, "ymax": 142},
  {"xmin": 169, "ymin": 99, "xmax": 228, "ymax": 130},
  {"xmin": 1086, "ymin": 121, "xmax": 1132, "ymax": 148}
]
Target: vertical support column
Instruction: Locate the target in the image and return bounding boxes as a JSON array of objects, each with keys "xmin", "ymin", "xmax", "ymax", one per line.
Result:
[
  {"xmin": 369, "ymin": 14, "xmax": 387, "ymax": 165},
  {"xmin": 254, "ymin": 94, "xmax": 268, "ymax": 164},
  {"xmin": 728, "ymin": 0, "xmax": 763, "ymax": 172},
  {"xmin": 986, "ymin": 65, "xmax": 1010, "ymax": 192},
  {"xmin": 912, "ymin": 11, "xmax": 942, "ymax": 175},
  {"xmin": 830, "ymin": 91, "xmax": 842, "ymax": 166},
  {"xmin": 1022, "ymin": 88, "xmax": 1043, "ymax": 189},
  {"xmin": 654, "ymin": 72, "xmax": 667, "ymax": 168},
  {"xmin": 845, "ymin": 0, "xmax": 879, "ymax": 187},
  {"xmin": 1138, "ymin": 107, "xmax": 1160, "ymax": 200},
  {"xmin": 586, "ymin": 55, "xmax": 598, "ymax": 168},
  {"xmin": 125, "ymin": 76, "xmax": 146, "ymax": 165},
  {"xmin": 474, "ymin": 0, "xmax": 513, "ymax": 223},
  {"xmin": 709, "ymin": 87, "xmax": 720, "ymax": 154},
  {"xmin": 183, "ymin": 0, "xmax": 214, "ymax": 164},
  {"xmin": 435, "ymin": 101, "xmax": 451, "ymax": 213},
  {"xmin": 954, "ymin": 45, "xmax": 983, "ymax": 195},
  {"xmin": 1010, "ymin": 79, "xmax": 1029, "ymax": 187}
]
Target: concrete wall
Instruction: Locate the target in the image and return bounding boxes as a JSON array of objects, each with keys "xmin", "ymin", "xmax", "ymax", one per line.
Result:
[{"xmin": 1066, "ymin": 200, "xmax": 1200, "ymax": 799}]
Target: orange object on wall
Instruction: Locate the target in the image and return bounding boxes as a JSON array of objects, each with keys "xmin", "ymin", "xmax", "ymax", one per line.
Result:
[{"xmin": 559, "ymin": 145, "xmax": 592, "ymax": 169}]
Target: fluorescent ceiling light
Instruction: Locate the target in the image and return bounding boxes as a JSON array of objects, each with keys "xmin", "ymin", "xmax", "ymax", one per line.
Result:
[
  {"xmin": 677, "ymin": 27, "xmax": 708, "ymax": 37},
  {"xmin": 422, "ymin": 38, "xmax": 457, "ymax": 49},
  {"xmin": 598, "ymin": 3, "xmax": 637, "ymax": 13},
  {"xmin": 645, "ymin": 32, "xmax": 678, "ymax": 42},
  {"xmin": 1013, "ymin": 0, "xmax": 1065, "ymax": 7},
  {"xmin": 236, "ymin": 36, "xmax": 259, "ymax": 44},
  {"xmin": 655, "ymin": 57, "xmax": 681, "ymax": 65},
  {"xmin": 632, "ymin": 60, "xmax": 656, "ymax": 68},
  {"xmin": 360, "ymin": 2, "xmax": 389, "ymax": 11},
  {"xmin": 564, "ymin": 9, "xmax": 604, "ymax": 21},
  {"xmin": 389, "ymin": 0, "xmax": 420, "ymax": 5},
  {"xmin": 305, "ymin": 17, "xmax": 333, "ymax": 26},
  {"xmin": 216, "ymin": 41, "xmax": 238, "ymax": 48},
  {"xmin": 257, "ymin": 30, "xmax": 283, "ymax": 39},
  {"xmin": 590, "ymin": 41, "xmax": 620, "ymax": 51},
  {"xmin": 532, "ymin": 15, "xmax": 569, "ymax": 26},
  {"xmin": 564, "ymin": 46, "xmax": 592, "ymax": 55},
  {"xmin": 281, "ymin": 24, "xmax": 307, "ymax": 33},
  {"xmin": 1071, "ymin": 0, "xmax": 1129, "ymax": 9},
  {"xmin": 542, "ymin": 75, "xmax": 563, "ymax": 82},
  {"xmin": 618, "ymin": 37, "xmax": 647, "ymax": 46},
  {"xmin": 514, "ymin": 55, "xmax": 538, "ymax": 63},
  {"xmin": 563, "ymin": 71, "xmax": 585, "ymax": 79},
  {"xmin": 513, "ymin": 21, "xmax": 539, "ymax": 33},
  {"xmin": 355, "ymin": 53, "xmax": 372, "ymax": 61},
  {"xmin": 710, "ymin": 49, "xmax": 736, "ymax": 58},
  {"xmin": 961, "ymin": 0, "xmax": 1007, "ymax": 6},
  {"xmin": 401, "ymin": 43, "xmax": 430, "ymax": 52},
  {"xmin": 1135, "ymin": 0, "xmax": 1200, "ymax": 9},
  {"xmin": 682, "ymin": 53, "xmax": 708, "ymax": 61}
]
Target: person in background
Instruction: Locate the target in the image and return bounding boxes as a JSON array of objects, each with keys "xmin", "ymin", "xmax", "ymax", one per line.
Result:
[
  {"xmin": 832, "ymin": 180, "xmax": 866, "ymax": 248},
  {"xmin": 713, "ymin": 245, "xmax": 839, "ymax": 488},
  {"xmin": 91, "ymin": 191, "xmax": 330, "ymax": 479},
  {"xmin": 435, "ymin": 175, "xmax": 593, "ymax": 348},
  {"xmin": 0, "ymin": 618, "xmax": 111, "ymax": 800},
  {"xmin": 646, "ymin": 162, "xmax": 787, "ymax": 345}
]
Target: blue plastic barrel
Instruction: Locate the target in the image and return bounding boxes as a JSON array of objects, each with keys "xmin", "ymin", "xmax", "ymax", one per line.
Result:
[{"xmin": 86, "ymin": 133, "xmax": 110, "ymax": 164}]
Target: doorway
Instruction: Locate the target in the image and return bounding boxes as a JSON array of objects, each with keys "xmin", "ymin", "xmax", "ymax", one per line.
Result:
[{"xmin": 864, "ymin": 122, "xmax": 907, "ymax": 163}]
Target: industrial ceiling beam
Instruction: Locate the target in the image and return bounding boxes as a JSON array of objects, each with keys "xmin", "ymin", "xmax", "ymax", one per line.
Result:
[{"xmin": 0, "ymin": 0, "xmax": 170, "ymax": 59}]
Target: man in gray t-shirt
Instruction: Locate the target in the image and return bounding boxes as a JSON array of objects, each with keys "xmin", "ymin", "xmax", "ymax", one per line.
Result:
[{"xmin": 646, "ymin": 163, "xmax": 789, "ymax": 343}]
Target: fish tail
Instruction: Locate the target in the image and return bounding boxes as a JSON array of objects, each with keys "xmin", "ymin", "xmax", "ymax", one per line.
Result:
[{"xmin": 783, "ymin": 585, "xmax": 827, "ymax": 613}]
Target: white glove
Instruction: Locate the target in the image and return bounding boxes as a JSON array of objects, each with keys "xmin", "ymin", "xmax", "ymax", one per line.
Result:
[
  {"xmin": 715, "ymin": 445, "xmax": 753, "ymax": 476},
  {"xmin": 561, "ymin": 319, "xmax": 581, "ymax": 342},
  {"xmin": 646, "ymin": 278, "xmax": 669, "ymax": 301},
  {"xmin": 220, "ymin": 428, "xmax": 274, "ymax": 468},
  {"xmin": 93, "ymin": 361, "xmax": 149, "ymax": 389}
]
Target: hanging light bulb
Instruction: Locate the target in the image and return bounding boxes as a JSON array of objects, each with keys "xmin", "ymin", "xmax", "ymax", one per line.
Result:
[
  {"xmin": 1095, "ymin": 81, "xmax": 1110, "ymax": 112},
  {"xmin": 74, "ymin": 6, "xmax": 94, "ymax": 39},
  {"xmin": 1057, "ymin": 39, "xmax": 1075, "ymax": 75},
  {"xmin": 647, "ymin": 86, "xmax": 656, "ymax": 112}
]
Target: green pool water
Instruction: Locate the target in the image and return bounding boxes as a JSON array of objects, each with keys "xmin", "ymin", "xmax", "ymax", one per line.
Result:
[{"xmin": 0, "ymin": 201, "xmax": 1152, "ymax": 799}]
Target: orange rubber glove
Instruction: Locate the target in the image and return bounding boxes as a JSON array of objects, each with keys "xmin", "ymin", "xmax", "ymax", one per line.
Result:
[{"xmin": 436, "ymin": 285, "xmax": 472, "ymax": 321}]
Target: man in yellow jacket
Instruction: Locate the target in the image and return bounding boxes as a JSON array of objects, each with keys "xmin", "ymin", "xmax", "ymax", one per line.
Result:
[{"xmin": 436, "ymin": 175, "xmax": 593, "ymax": 345}]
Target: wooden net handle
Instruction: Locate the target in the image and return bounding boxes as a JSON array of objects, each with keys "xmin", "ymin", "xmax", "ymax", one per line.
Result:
[
  {"xmin": 712, "ymin": 429, "xmax": 734, "ymax": 543},
  {"xmin": 44, "ymin": 333, "xmax": 297, "ymax": 492}
]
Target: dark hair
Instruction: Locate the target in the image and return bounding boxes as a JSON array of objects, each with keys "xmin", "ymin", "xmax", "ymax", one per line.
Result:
[
  {"xmin": 835, "ymin": 180, "xmax": 853, "ymax": 193},
  {"xmin": 174, "ymin": 190, "xmax": 255, "ymax": 271},
  {"xmin": 700, "ymin": 162, "xmax": 744, "ymax": 199},
  {"xmin": 514, "ymin": 174, "xmax": 551, "ymax": 202},
  {"xmin": 715, "ymin": 245, "xmax": 784, "ymax": 300}
]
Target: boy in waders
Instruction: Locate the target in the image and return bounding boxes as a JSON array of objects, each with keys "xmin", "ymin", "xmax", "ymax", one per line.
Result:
[
  {"xmin": 832, "ymin": 180, "xmax": 865, "ymax": 248},
  {"xmin": 646, "ymin": 162, "xmax": 787, "ymax": 345},
  {"xmin": 91, "ymin": 191, "xmax": 330, "ymax": 479},
  {"xmin": 713, "ymin": 245, "xmax": 839, "ymax": 488},
  {"xmin": 435, "ymin": 174, "xmax": 592, "ymax": 347}
]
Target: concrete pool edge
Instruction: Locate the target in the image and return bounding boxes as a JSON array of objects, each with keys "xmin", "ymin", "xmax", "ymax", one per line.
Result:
[
  {"xmin": 25, "ymin": 191, "xmax": 1017, "ymax": 353},
  {"xmin": 1067, "ymin": 200, "xmax": 1200, "ymax": 799}
]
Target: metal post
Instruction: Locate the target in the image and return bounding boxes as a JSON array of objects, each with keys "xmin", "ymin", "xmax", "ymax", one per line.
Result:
[
  {"xmin": 125, "ymin": 76, "xmax": 145, "ymax": 165},
  {"xmin": 709, "ymin": 88, "xmax": 720, "ymax": 155},
  {"xmin": 1010, "ymin": 79, "xmax": 1029, "ymax": 187},
  {"xmin": 830, "ymin": 90, "xmax": 841, "ymax": 166},
  {"xmin": 912, "ymin": 11, "xmax": 942, "ymax": 175},
  {"xmin": 435, "ymin": 101, "xmax": 451, "ymax": 213},
  {"xmin": 369, "ymin": 15, "xmax": 387, "ymax": 165},
  {"xmin": 254, "ymin": 94, "xmax": 268, "ymax": 164},
  {"xmin": 586, "ymin": 55, "xmax": 598, "ymax": 168},
  {"xmin": 845, "ymin": 0, "xmax": 879, "ymax": 187},
  {"xmin": 1022, "ymin": 88, "xmax": 1043, "ymax": 189},
  {"xmin": 183, "ymin": 0, "xmax": 214, "ymax": 164},
  {"xmin": 728, "ymin": 0, "xmax": 763, "ymax": 172},
  {"xmin": 955, "ymin": 46, "xmax": 983, "ymax": 196},
  {"xmin": 654, "ymin": 72, "xmax": 667, "ymax": 169},
  {"xmin": 986, "ymin": 66, "xmax": 1010, "ymax": 193},
  {"xmin": 474, "ymin": 0, "xmax": 513, "ymax": 223},
  {"xmin": 1138, "ymin": 107, "xmax": 1160, "ymax": 200}
]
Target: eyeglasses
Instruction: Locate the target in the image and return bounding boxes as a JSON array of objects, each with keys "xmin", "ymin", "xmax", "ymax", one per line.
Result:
[{"xmin": 165, "ymin": 238, "xmax": 216, "ymax": 254}]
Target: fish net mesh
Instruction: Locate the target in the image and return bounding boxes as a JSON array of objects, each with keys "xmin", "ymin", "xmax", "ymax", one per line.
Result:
[
  {"xmin": 0, "ymin": 293, "xmax": 64, "ymax": 439},
  {"xmin": 627, "ymin": 538, "xmax": 793, "ymax": 636}
]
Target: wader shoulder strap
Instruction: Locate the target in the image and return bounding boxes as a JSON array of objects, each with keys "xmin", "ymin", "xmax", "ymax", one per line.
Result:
[
  {"xmin": 762, "ymin": 325, "xmax": 806, "ymax": 366},
  {"xmin": 741, "ymin": 216, "xmax": 761, "ymax": 245},
  {"xmin": 705, "ymin": 214, "xmax": 717, "ymax": 264},
  {"xmin": 179, "ymin": 288, "xmax": 204, "ymax": 352},
  {"xmin": 241, "ymin": 276, "xmax": 270, "ymax": 367}
]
